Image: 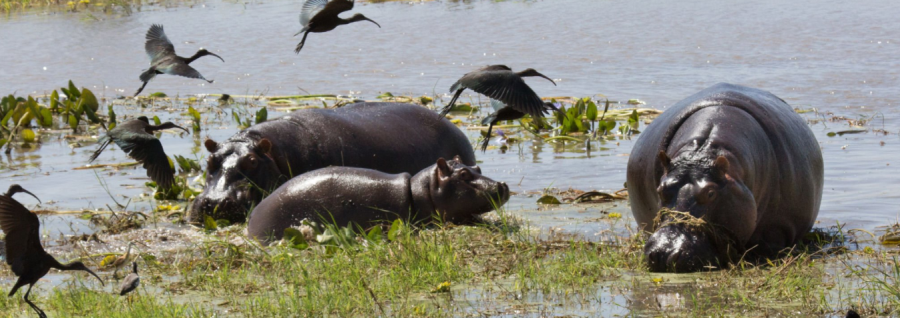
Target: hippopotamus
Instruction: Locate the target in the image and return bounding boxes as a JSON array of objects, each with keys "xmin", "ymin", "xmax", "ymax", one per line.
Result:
[
  {"xmin": 190, "ymin": 102, "xmax": 476, "ymax": 224},
  {"xmin": 626, "ymin": 83, "xmax": 823, "ymax": 272},
  {"xmin": 247, "ymin": 157, "xmax": 509, "ymax": 243}
]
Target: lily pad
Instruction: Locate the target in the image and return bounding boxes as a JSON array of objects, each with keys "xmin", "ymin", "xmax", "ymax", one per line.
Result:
[{"xmin": 537, "ymin": 195, "xmax": 561, "ymax": 205}]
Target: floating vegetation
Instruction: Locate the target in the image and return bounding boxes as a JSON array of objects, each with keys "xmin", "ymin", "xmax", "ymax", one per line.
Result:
[{"xmin": 87, "ymin": 211, "xmax": 148, "ymax": 234}]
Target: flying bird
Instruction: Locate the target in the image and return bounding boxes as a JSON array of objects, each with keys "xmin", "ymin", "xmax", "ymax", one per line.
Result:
[
  {"xmin": 90, "ymin": 117, "xmax": 189, "ymax": 190},
  {"xmin": 135, "ymin": 24, "xmax": 224, "ymax": 96},
  {"xmin": 119, "ymin": 262, "xmax": 140, "ymax": 296},
  {"xmin": 439, "ymin": 65, "xmax": 556, "ymax": 118},
  {"xmin": 439, "ymin": 65, "xmax": 557, "ymax": 151},
  {"xmin": 294, "ymin": 0, "xmax": 381, "ymax": 54},
  {"xmin": 0, "ymin": 185, "xmax": 104, "ymax": 318}
]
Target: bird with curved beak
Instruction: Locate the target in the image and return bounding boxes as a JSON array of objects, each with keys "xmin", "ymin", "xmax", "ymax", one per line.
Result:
[
  {"xmin": 135, "ymin": 24, "xmax": 224, "ymax": 96},
  {"xmin": 90, "ymin": 116, "xmax": 189, "ymax": 191},
  {"xmin": 294, "ymin": 0, "xmax": 381, "ymax": 54},
  {"xmin": 0, "ymin": 185, "xmax": 104, "ymax": 318},
  {"xmin": 439, "ymin": 65, "xmax": 558, "ymax": 151}
]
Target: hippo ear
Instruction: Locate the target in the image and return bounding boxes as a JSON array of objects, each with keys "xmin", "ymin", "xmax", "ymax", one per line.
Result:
[
  {"xmin": 204, "ymin": 139, "xmax": 219, "ymax": 153},
  {"xmin": 436, "ymin": 158, "xmax": 452, "ymax": 180},
  {"xmin": 714, "ymin": 156, "xmax": 730, "ymax": 177},
  {"xmin": 257, "ymin": 138, "xmax": 272, "ymax": 155},
  {"xmin": 658, "ymin": 151, "xmax": 671, "ymax": 172}
]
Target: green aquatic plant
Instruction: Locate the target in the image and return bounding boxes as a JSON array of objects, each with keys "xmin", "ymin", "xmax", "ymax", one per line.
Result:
[
  {"xmin": 174, "ymin": 155, "xmax": 201, "ymax": 173},
  {"xmin": 188, "ymin": 105, "xmax": 201, "ymax": 132},
  {"xmin": 255, "ymin": 107, "xmax": 267, "ymax": 124}
]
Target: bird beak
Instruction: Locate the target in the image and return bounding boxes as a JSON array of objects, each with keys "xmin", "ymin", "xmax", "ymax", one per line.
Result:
[
  {"xmin": 174, "ymin": 124, "xmax": 190, "ymax": 134},
  {"xmin": 535, "ymin": 72, "xmax": 557, "ymax": 86},
  {"xmin": 208, "ymin": 52, "xmax": 225, "ymax": 63},
  {"xmin": 85, "ymin": 268, "xmax": 105, "ymax": 286},
  {"xmin": 20, "ymin": 189, "xmax": 41, "ymax": 204},
  {"xmin": 365, "ymin": 17, "xmax": 381, "ymax": 28}
]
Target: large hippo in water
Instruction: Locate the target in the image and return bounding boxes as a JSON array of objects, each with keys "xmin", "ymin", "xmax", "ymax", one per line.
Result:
[
  {"xmin": 247, "ymin": 156, "xmax": 510, "ymax": 244},
  {"xmin": 627, "ymin": 83, "xmax": 823, "ymax": 272},
  {"xmin": 189, "ymin": 102, "xmax": 476, "ymax": 224}
]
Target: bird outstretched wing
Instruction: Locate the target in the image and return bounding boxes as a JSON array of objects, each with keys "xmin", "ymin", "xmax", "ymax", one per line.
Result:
[
  {"xmin": 112, "ymin": 132, "xmax": 176, "ymax": 190},
  {"xmin": 158, "ymin": 62, "xmax": 208, "ymax": 81},
  {"xmin": 299, "ymin": 0, "xmax": 354, "ymax": 31},
  {"xmin": 145, "ymin": 24, "xmax": 176, "ymax": 63},
  {"xmin": 299, "ymin": 0, "xmax": 329, "ymax": 28},
  {"xmin": 0, "ymin": 195, "xmax": 43, "ymax": 276},
  {"xmin": 456, "ymin": 68, "xmax": 547, "ymax": 119}
]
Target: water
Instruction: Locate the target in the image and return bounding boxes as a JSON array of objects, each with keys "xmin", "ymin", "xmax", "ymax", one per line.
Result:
[{"xmin": 0, "ymin": 0, "xmax": 898, "ymax": 313}]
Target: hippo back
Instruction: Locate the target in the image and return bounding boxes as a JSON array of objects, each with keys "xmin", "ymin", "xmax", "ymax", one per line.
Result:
[
  {"xmin": 190, "ymin": 102, "xmax": 476, "ymax": 224},
  {"xmin": 628, "ymin": 83, "xmax": 823, "ymax": 244}
]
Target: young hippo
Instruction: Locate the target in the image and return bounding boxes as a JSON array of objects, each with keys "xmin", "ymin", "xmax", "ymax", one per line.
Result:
[
  {"xmin": 189, "ymin": 102, "xmax": 476, "ymax": 224},
  {"xmin": 247, "ymin": 157, "xmax": 510, "ymax": 244},
  {"xmin": 626, "ymin": 83, "xmax": 824, "ymax": 272}
]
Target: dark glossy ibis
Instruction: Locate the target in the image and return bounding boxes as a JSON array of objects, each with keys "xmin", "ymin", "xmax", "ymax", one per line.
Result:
[
  {"xmin": 135, "ymin": 24, "xmax": 224, "ymax": 96},
  {"xmin": 439, "ymin": 65, "xmax": 557, "ymax": 119},
  {"xmin": 294, "ymin": 0, "xmax": 381, "ymax": 54},
  {"xmin": 0, "ymin": 185, "xmax": 104, "ymax": 318},
  {"xmin": 478, "ymin": 99, "xmax": 557, "ymax": 151},
  {"xmin": 89, "ymin": 116, "xmax": 189, "ymax": 190},
  {"xmin": 119, "ymin": 262, "xmax": 140, "ymax": 296}
]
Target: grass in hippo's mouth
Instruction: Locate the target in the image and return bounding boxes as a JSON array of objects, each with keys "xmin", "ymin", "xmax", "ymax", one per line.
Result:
[{"xmin": 0, "ymin": 218, "xmax": 894, "ymax": 317}]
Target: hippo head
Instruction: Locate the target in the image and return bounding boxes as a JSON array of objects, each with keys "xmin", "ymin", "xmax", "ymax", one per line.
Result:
[
  {"xmin": 428, "ymin": 157, "xmax": 510, "ymax": 223},
  {"xmin": 645, "ymin": 151, "xmax": 757, "ymax": 272},
  {"xmin": 188, "ymin": 138, "xmax": 284, "ymax": 224}
]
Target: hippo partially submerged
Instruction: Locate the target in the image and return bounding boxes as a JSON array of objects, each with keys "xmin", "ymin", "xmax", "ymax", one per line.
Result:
[
  {"xmin": 247, "ymin": 157, "xmax": 510, "ymax": 243},
  {"xmin": 190, "ymin": 102, "xmax": 476, "ymax": 224},
  {"xmin": 626, "ymin": 83, "xmax": 824, "ymax": 272}
]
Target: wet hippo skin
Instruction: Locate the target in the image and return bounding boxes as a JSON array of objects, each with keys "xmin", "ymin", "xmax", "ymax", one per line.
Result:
[
  {"xmin": 626, "ymin": 83, "xmax": 824, "ymax": 272},
  {"xmin": 189, "ymin": 102, "xmax": 476, "ymax": 224},
  {"xmin": 247, "ymin": 157, "xmax": 510, "ymax": 244}
]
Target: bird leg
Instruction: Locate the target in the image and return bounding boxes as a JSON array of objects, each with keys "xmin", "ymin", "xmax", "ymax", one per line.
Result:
[
  {"xmin": 294, "ymin": 31, "xmax": 311, "ymax": 54},
  {"xmin": 440, "ymin": 89, "xmax": 465, "ymax": 117},
  {"xmin": 23, "ymin": 285, "xmax": 47, "ymax": 318},
  {"xmin": 480, "ymin": 121, "xmax": 496, "ymax": 152},
  {"xmin": 134, "ymin": 81, "xmax": 149, "ymax": 97},
  {"xmin": 89, "ymin": 137, "xmax": 112, "ymax": 163}
]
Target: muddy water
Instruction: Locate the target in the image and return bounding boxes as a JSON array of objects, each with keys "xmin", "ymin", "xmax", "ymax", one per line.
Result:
[{"xmin": 0, "ymin": 0, "xmax": 898, "ymax": 252}]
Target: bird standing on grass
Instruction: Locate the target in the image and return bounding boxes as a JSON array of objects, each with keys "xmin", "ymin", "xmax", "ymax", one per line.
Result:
[
  {"xmin": 135, "ymin": 24, "xmax": 225, "ymax": 96},
  {"xmin": 119, "ymin": 262, "xmax": 140, "ymax": 296},
  {"xmin": 294, "ymin": 0, "xmax": 381, "ymax": 54},
  {"xmin": 439, "ymin": 65, "xmax": 558, "ymax": 151},
  {"xmin": 0, "ymin": 185, "xmax": 104, "ymax": 318},
  {"xmin": 90, "ymin": 117, "xmax": 189, "ymax": 191}
]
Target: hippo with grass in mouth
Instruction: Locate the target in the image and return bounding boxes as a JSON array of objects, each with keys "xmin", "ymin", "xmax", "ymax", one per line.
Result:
[
  {"xmin": 247, "ymin": 156, "xmax": 509, "ymax": 243},
  {"xmin": 189, "ymin": 102, "xmax": 476, "ymax": 224},
  {"xmin": 627, "ymin": 83, "xmax": 823, "ymax": 272}
]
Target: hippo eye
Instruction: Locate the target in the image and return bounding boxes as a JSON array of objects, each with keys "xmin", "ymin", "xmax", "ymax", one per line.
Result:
[
  {"xmin": 241, "ymin": 156, "xmax": 258, "ymax": 170},
  {"xmin": 706, "ymin": 189, "xmax": 717, "ymax": 201},
  {"xmin": 458, "ymin": 169, "xmax": 474, "ymax": 181}
]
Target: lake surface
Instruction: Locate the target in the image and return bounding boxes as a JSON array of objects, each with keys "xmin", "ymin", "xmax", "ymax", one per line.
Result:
[{"xmin": 0, "ymin": 0, "xmax": 898, "ymax": 237}]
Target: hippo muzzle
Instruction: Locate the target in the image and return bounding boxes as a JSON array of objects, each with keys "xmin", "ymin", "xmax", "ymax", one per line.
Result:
[
  {"xmin": 645, "ymin": 223, "xmax": 721, "ymax": 272},
  {"xmin": 188, "ymin": 181, "xmax": 258, "ymax": 224}
]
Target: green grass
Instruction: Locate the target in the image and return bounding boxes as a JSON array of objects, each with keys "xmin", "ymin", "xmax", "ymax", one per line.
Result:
[{"xmin": 1, "ymin": 219, "xmax": 895, "ymax": 317}]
